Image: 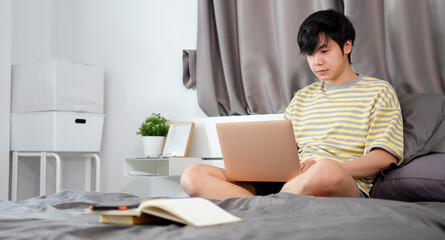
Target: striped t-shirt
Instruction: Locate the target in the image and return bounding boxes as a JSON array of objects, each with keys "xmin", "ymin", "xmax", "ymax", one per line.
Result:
[{"xmin": 284, "ymin": 74, "xmax": 404, "ymax": 195}]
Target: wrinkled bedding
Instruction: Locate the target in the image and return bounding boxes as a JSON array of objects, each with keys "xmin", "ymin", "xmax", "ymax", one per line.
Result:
[{"xmin": 1, "ymin": 190, "xmax": 444, "ymax": 240}]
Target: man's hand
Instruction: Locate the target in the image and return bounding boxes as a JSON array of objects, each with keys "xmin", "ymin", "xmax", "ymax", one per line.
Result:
[{"xmin": 300, "ymin": 160, "xmax": 316, "ymax": 173}]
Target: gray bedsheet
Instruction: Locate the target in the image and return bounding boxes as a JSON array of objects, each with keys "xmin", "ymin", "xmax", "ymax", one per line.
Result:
[{"xmin": 1, "ymin": 190, "xmax": 444, "ymax": 240}]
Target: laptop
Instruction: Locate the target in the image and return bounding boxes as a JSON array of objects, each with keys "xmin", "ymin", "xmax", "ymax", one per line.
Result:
[{"xmin": 215, "ymin": 120, "xmax": 301, "ymax": 182}]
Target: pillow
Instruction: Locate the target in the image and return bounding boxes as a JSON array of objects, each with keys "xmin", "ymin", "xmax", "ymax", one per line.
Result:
[
  {"xmin": 370, "ymin": 153, "xmax": 445, "ymax": 201},
  {"xmin": 398, "ymin": 93, "xmax": 445, "ymax": 165}
]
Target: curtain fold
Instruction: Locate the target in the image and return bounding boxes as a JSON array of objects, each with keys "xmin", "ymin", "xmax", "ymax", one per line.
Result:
[
  {"xmin": 185, "ymin": 0, "xmax": 445, "ymax": 116},
  {"xmin": 383, "ymin": 0, "xmax": 442, "ymax": 93},
  {"xmin": 182, "ymin": 50, "xmax": 196, "ymax": 88},
  {"xmin": 344, "ymin": 0, "xmax": 391, "ymax": 83}
]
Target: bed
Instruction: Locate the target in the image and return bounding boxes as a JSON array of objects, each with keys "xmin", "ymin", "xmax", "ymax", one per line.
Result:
[
  {"xmin": 0, "ymin": 189, "xmax": 444, "ymax": 239},
  {"xmin": 1, "ymin": 93, "xmax": 445, "ymax": 239}
]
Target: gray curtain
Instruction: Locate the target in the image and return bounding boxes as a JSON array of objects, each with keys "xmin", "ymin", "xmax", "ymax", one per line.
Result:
[{"xmin": 183, "ymin": 0, "xmax": 445, "ymax": 116}]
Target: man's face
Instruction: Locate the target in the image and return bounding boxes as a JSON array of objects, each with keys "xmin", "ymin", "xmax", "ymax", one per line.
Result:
[{"xmin": 306, "ymin": 34, "xmax": 352, "ymax": 85}]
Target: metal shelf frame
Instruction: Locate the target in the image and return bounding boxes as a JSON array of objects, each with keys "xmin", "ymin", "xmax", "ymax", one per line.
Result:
[{"xmin": 11, "ymin": 151, "xmax": 100, "ymax": 201}]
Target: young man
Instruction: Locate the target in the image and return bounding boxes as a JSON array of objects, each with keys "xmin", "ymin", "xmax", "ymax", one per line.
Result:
[{"xmin": 180, "ymin": 9, "xmax": 403, "ymax": 200}]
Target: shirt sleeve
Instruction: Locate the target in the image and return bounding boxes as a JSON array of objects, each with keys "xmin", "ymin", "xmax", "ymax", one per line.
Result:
[
  {"xmin": 284, "ymin": 92, "xmax": 298, "ymax": 120},
  {"xmin": 365, "ymin": 85, "xmax": 404, "ymax": 162}
]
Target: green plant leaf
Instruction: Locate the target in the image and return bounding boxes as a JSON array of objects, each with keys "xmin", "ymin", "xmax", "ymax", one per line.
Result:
[{"xmin": 136, "ymin": 113, "xmax": 170, "ymax": 136}]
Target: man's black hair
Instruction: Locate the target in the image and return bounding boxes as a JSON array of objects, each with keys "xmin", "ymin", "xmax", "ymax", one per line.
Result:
[{"xmin": 297, "ymin": 9, "xmax": 356, "ymax": 64}]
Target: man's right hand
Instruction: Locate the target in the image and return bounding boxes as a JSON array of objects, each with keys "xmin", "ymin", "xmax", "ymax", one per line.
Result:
[{"xmin": 300, "ymin": 160, "xmax": 316, "ymax": 173}]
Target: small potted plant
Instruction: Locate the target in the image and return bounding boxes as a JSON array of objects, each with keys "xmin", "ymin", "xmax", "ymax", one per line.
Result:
[{"xmin": 136, "ymin": 113, "xmax": 170, "ymax": 158}]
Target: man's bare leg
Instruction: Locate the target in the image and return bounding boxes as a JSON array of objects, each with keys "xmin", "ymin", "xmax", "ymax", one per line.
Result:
[
  {"xmin": 180, "ymin": 164, "xmax": 255, "ymax": 200},
  {"xmin": 281, "ymin": 158, "xmax": 358, "ymax": 197}
]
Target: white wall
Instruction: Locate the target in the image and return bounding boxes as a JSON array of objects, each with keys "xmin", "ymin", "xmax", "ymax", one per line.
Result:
[
  {"xmin": 0, "ymin": 0, "xmax": 12, "ymax": 200},
  {"xmin": 11, "ymin": 0, "xmax": 205, "ymax": 196},
  {"xmin": 12, "ymin": 0, "xmax": 52, "ymax": 64}
]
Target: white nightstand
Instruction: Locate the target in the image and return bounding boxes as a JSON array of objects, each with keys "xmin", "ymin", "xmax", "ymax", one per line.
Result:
[
  {"xmin": 123, "ymin": 157, "xmax": 223, "ymax": 197},
  {"xmin": 123, "ymin": 157, "xmax": 202, "ymax": 177}
]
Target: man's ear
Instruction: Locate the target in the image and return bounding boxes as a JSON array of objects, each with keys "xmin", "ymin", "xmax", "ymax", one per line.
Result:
[{"xmin": 343, "ymin": 40, "xmax": 353, "ymax": 54}]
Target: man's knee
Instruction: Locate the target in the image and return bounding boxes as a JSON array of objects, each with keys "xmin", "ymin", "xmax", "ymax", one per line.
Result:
[
  {"xmin": 282, "ymin": 158, "xmax": 349, "ymax": 196},
  {"xmin": 307, "ymin": 158, "xmax": 344, "ymax": 181},
  {"xmin": 180, "ymin": 164, "xmax": 219, "ymax": 197},
  {"xmin": 311, "ymin": 159, "xmax": 349, "ymax": 190},
  {"xmin": 180, "ymin": 164, "xmax": 204, "ymax": 196}
]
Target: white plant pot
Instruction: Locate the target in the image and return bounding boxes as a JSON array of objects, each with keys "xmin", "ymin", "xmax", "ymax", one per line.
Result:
[{"xmin": 142, "ymin": 136, "xmax": 166, "ymax": 158}]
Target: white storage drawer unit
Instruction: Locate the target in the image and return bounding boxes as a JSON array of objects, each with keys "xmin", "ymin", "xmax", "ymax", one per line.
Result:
[
  {"xmin": 10, "ymin": 112, "xmax": 104, "ymax": 152},
  {"xmin": 11, "ymin": 59, "xmax": 104, "ymax": 114}
]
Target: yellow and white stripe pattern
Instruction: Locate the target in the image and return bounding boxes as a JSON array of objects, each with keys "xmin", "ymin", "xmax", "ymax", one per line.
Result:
[{"xmin": 284, "ymin": 75, "xmax": 403, "ymax": 195}]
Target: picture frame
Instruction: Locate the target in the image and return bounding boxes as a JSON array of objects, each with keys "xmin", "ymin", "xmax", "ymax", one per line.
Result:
[{"xmin": 162, "ymin": 122, "xmax": 195, "ymax": 158}]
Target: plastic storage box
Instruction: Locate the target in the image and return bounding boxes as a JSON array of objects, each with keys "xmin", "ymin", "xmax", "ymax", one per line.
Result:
[
  {"xmin": 10, "ymin": 112, "xmax": 104, "ymax": 152},
  {"xmin": 11, "ymin": 59, "xmax": 104, "ymax": 114}
]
